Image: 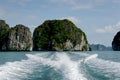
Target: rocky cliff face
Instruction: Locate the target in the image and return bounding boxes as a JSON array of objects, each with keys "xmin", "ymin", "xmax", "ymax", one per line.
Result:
[
  {"xmin": 0, "ymin": 20, "xmax": 10, "ymax": 50},
  {"xmin": 33, "ymin": 19, "xmax": 89, "ymax": 51},
  {"xmin": 7, "ymin": 24, "xmax": 32, "ymax": 51},
  {"xmin": 112, "ymin": 31, "xmax": 120, "ymax": 51}
]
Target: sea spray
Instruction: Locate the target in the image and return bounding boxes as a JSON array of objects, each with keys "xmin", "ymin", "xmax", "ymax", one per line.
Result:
[
  {"xmin": 0, "ymin": 52, "xmax": 120, "ymax": 80},
  {"xmin": 84, "ymin": 54, "xmax": 98, "ymax": 63},
  {"xmin": 27, "ymin": 52, "xmax": 88, "ymax": 80},
  {"xmin": 86, "ymin": 55, "xmax": 120, "ymax": 80},
  {"xmin": 0, "ymin": 52, "xmax": 88, "ymax": 80}
]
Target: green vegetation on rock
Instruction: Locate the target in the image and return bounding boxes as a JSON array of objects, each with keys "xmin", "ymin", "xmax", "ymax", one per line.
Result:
[
  {"xmin": 0, "ymin": 20, "xmax": 10, "ymax": 50},
  {"xmin": 0, "ymin": 19, "xmax": 89, "ymax": 51},
  {"xmin": 33, "ymin": 19, "xmax": 89, "ymax": 51}
]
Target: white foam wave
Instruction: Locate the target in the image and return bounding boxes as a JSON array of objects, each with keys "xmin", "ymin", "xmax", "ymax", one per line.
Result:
[
  {"xmin": 84, "ymin": 54, "xmax": 98, "ymax": 63},
  {"xmin": 27, "ymin": 52, "xmax": 87, "ymax": 80},
  {"xmin": 0, "ymin": 52, "xmax": 88, "ymax": 80},
  {"xmin": 86, "ymin": 56, "xmax": 120, "ymax": 79},
  {"xmin": 55, "ymin": 53, "xmax": 87, "ymax": 80},
  {"xmin": 0, "ymin": 61, "xmax": 33, "ymax": 80}
]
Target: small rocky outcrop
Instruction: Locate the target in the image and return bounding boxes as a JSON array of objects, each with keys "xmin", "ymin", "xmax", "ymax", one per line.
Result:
[
  {"xmin": 112, "ymin": 31, "xmax": 120, "ymax": 51},
  {"xmin": 7, "ymin": 24, "xmax": 32, "ymax": 51},
  {"xmin": 0, "ymin": 20, "xmax": 10, "ymax": 50},
  {"xmin": 33, "ymin": 19, "xmax": 89, "ymax": 51}
]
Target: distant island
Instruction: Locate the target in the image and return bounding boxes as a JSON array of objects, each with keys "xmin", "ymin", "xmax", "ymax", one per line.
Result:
[
  {"xmin": 0, "ymin": 19, "xmax": 89, "ymax": 51},
  {"xmin": 89, "ymin": 44, "xmax": 112, "ymax": 51}
]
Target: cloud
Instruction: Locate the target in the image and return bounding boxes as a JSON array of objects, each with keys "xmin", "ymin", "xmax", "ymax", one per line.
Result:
[
  {"xmin": 0, "ymin": 7, "xmax": 41, "ymax": 28},
  {"xmin": 96, "ymin": 22, "xmax": 120, "ymax": 34},
  {"xmin": 0, "ymin": 9, "xmax": 19, "ymax": 20},
  {"xmin": 7, "ymin": 0, "xmax": 31, "ymax": 6},
  {"xmin": 0, "ymin": 8, "xmax": 5, "ymax": 17},
  {"xmin": 0, "ymin": 7, "xmax": 15, "ymax": 20},
  {"xmin": 50, "ymin": 0, "xmax": 75, "ymax": 3},
  {"xmin": 50, "ymin": 0, "xmax": 120, "ymax": 10},
  {"xmin": 112, "ymin": 0, "xmax": 120, "ymax": 3},
  {"xmin": 0, "ymin": 6, "xmax": 38, "ymax": 20},
  {"xmin": 96, "ymin": 26, "xmax": 115, "ymax": 33},
  {"xmin": 60, "ymin": 16, "xmax": 81, "ymax": 24},
  {"xmin": 27, "ymin": 15, "xmax": 40, "ymax": 21},
  {"xmin": 71, "ymin": 4, "xmax": 93, "ymax": 10},
  {"xmin": 50, "ymin": 0, "xmax": 93, "ymax": 10}
]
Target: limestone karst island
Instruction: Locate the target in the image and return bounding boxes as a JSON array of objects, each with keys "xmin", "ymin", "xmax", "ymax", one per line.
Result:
[{"xmin": 0, "ymin": 19, "xmax": 90, "ymax": 51}]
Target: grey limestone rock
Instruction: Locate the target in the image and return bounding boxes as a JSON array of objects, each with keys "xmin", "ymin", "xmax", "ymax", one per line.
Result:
[{"xmin": 7, "ymin": 24, "xmax": 32, "ymax": 51}]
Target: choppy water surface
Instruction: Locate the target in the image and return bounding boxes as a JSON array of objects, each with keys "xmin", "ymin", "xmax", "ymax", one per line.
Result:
[{"xmin": 0, "ymin": 51, "xmax": 120, "ymax": 80}]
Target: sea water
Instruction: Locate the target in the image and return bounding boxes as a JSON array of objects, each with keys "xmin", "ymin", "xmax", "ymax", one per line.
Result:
[{"xmin": 0, "ymin": 51, "xmax": 120, "ymax": 80}]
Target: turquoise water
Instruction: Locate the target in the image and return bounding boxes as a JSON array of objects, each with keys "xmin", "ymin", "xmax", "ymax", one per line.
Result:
[{"xmin": 0, "ymin": 51, "xmax": 120, "ymax": 80}]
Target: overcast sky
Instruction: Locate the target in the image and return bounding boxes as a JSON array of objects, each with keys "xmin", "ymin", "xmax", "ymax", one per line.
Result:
[{"xmin": 0, "ymin": 0, "xmax": 120, "ymax": 46}]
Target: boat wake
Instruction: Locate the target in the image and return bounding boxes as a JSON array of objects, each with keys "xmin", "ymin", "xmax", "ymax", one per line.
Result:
[
  {"xmin": 83, "ymin": 54, "xmax": 98, "ymax": 63},
  {"xmin": 0, "ymin": 52, "xmax": 119, "ymax": 80}
]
